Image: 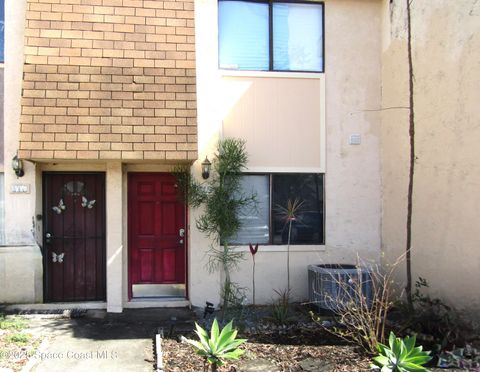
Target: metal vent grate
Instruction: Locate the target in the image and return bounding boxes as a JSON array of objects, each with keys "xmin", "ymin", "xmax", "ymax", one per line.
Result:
[{"xmin": 308, "ymin": 264, "xmax": 373, "ymax": 311}]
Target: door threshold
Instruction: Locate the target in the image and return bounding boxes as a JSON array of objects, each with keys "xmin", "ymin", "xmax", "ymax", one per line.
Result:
[
  {"xmin": 2, "ymin": 302, "xmax": 107, "ymax": 312},
  {"xmin": 125, "ymin": 298, "xmax": 190, "ymax": 309}
]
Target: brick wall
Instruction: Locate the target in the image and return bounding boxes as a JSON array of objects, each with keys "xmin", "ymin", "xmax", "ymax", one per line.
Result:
[{"xmin": 19, "ymin": 0, "xmax": 197, "ymax": 161}]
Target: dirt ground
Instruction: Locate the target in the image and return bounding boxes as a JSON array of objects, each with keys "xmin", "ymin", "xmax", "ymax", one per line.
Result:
[{"xmin": 162, "ymin": 326, "xmax": 371, "ymax": 371}]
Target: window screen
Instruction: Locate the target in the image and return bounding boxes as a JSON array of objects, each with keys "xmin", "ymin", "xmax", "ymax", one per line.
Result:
[
  {"xmin": 233, "ymin": 175, "xmax": 270, "ymax": 244},
  {"xmin": 273, "ymin": 3, "xmax": 323, "ymax": 71},
  {"xmin": 218, "ymin": 1, "xmax": 269, "ymax": 71},
  {"xmin": 218, "ymin": 0, "xmax": 324, "ymax": 72}
]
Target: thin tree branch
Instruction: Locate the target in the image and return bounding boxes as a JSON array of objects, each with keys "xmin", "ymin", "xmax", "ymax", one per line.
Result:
[
  {"xmin": 360, "ymin": 106, "xmax": 410, "ymax": 112},
  {"xmin": 405, "ymin": 0, "xmax": 415, "ymax": 307}
]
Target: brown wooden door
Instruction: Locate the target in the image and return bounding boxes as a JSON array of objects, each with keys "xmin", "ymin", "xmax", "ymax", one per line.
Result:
[
  {"xmin": 43, "ymin": 173, "xmax": 106, "ymax": 302},
  {"xmin": 128, "ymin": 173, "xmax": 186, "ymax": 298}
]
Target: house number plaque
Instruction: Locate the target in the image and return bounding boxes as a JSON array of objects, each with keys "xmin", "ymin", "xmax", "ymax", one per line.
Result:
[{"xmin": 10, "ymin": 184, "xmax": 31, "ymax": 194}]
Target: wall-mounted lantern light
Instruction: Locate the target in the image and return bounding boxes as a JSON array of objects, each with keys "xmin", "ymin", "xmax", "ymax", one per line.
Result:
[
  {"xmin": 12, "ymin": 154, "xmax": 25, "ymax": 178},
  {"xmin": 201, "ymin": 156, "xmax": 212, "ymax": 180}
]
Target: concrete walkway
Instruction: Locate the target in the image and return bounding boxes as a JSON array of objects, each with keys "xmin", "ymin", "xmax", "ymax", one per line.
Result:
[{"xmin": 20, "ymin": 308, "xmax": 196, "ymax": 372}]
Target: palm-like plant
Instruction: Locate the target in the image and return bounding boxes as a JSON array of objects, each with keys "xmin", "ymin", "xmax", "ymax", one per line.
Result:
[
  {"xmin": 173, "ymin": 138, "xmax": 256, "ymax": 318},
  {"xmin": 275, "ymin": 198, "xmax": 304, "ymax": 293},
  {"xmin": 184, "ymin": 318, "xmax": 247, "ymax": 372}
]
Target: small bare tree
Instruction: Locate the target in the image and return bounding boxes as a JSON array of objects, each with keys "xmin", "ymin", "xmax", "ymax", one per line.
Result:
[{"xmin": 311, "ymin": 254, "xmax": 405, "ymax": 354}]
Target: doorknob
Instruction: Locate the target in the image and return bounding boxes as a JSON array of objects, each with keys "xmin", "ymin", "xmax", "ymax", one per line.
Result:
[
  {"xmin": 179, "ymin": 228, "xmax": 185, "ymax": 237},
  {"xmin": 45, "ymin": 232, "xmax": 53, "ymax": 243}
]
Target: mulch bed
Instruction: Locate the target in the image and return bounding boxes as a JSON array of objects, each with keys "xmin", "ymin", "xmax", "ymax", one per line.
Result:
[
  {"xmin": 162, "ymin": 327, "xmax": 371, "ymax": 371},
  {"xmin": 0, "ymin": 317, "xmax": 44, "ymax": 372}
]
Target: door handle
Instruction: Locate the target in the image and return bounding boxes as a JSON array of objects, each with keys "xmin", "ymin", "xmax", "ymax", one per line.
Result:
[
  {"xmin": 45, "ymin": 232, "xmax": 53, "ymax": 243},
  {"xmin": 179, "ymin": 228, "xmax": 185, "ymax": 237},
  {"xmin": 179, "ymin": 239, "xmax": 184, "ymax": 244}
]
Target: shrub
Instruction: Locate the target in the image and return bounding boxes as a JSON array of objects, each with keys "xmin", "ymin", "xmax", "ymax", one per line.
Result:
[{"xmin": 395, "ymin": 277, "xmax": 470, "ymax": 349}]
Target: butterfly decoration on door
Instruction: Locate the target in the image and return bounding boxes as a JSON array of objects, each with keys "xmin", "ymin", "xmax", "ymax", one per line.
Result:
[
  {"xmin": 52, "ymin": 199, "xmax": 66, "ymax": 214},
  {"xmin": 81, "ymin": 196, "xmax": 96, "ymax": 209},
  {"xmin": 51, "ymin": 181, "xmax": 97, "ymax": 215},
  {"xmin": 52, "ymin": 252, "xmax": 65, "ymax": 263}
]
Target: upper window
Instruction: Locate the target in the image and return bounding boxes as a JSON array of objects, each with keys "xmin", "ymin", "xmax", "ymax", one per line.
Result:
[
  {"xmin": 218, "ymin": 0, "xmax": 324, "ymax": 72},
  {"xmin": 0, "ymin": 0, "xmax": 4, "ymax": 62},
  {"xmin": 233, "ymin": 173, "xmax": 324, "ymax": 245}
]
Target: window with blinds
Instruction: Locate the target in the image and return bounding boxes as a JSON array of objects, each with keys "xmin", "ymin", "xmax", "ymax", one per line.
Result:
[
  {"xmin": 218, "ymin": 0, "xmax": 324, "ymax": 72},
  {"xmin": 231, "ymin": 173, "xmax": 324, "ymax": 245}
]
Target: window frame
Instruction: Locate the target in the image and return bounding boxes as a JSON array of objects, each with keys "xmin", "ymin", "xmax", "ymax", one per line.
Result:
[
  {"xmin": 0, "ymin": 0, "xmax": 4, "ymax": 63},
  {"xmin": 232, "ymin": 172, "xmax": 325, "ymax": 246},
  {"xmin": 218, "ymin": 0, "xmax": 325, "ymax": 73}
]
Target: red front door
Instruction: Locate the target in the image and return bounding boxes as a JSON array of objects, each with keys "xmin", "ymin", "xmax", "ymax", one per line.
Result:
[{"xmin": 128, "ymin": 173, "xmax": 186, "ymax": 298}]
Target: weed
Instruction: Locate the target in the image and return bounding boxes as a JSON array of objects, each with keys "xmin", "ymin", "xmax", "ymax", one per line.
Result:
[
  {"xmin": 0, "ymin": 315, "xmax": 28, "ymax": 331},
  {"xmin": 6, "ymin": 332, "xmax": 31, "ymax": 345},
  {"xmin": 269, "ymin": 288, "xmax": 292, "ymax": 326}
]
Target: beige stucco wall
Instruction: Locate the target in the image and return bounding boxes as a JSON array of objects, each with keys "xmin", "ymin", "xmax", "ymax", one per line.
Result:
[
  {"xmin": 0, "ymin": 0, "xmax": 43, "ymax": 304},
  {"xmin": 192, "ymin": 0, "xmax": 383, "ymax": 306},
  {"xmin": 381, "ymin": 0, "xmax": 480, "ymax": 316},
  {"xmin": 4, "ymin": 0, "xmax": 37, "ymax": 246},
  {"xmin": 222, "ymin": 75, "xmax": 325, "ymax": 172},
  {"xmin": 0, "ymin": 246, "xmax": 43, "ymax": 303}
]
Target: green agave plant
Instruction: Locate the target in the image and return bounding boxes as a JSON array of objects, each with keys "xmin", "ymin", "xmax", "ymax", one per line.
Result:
[
  {"xmin": 371, "ymin": 332, "xmax": 432, "ymax": 372},
  {"xmin": 184, "ymin": 318, "xmax": 247, "ymax": 371}
]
